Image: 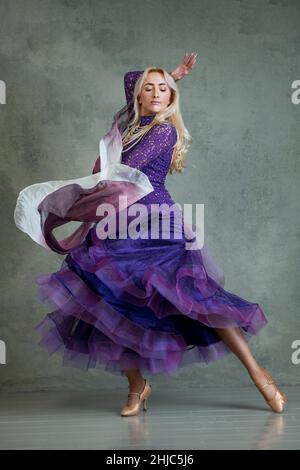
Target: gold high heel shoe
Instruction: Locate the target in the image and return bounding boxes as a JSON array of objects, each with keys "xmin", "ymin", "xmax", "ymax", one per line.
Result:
[
  {"xmin": 120, "ymin": 379, "xmax": 152, "ymax": 417},
  {"xmin": 258, "ymin": 367, "xmax": 287, "ymax": 413}
]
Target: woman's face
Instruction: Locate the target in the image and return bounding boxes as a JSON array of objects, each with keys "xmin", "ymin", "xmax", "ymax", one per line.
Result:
[{"xmin": 139, "ymin": 71, "xmax": 172, "ymax": 116}]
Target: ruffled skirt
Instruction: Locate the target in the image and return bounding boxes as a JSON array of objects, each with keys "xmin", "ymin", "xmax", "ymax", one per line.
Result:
[{"xmin": 34, "ymin": 210, "xmax": 268, "ymax": 376}]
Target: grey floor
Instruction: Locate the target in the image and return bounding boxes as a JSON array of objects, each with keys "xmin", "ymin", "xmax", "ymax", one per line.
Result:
[{"xmin": 0, "ymin": 386, "xmax": 299, "ymax": 450}]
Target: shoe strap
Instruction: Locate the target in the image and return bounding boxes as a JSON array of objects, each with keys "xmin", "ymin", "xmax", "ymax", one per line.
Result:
[
  {"xmin": 261, "ymin": 379, "xmax": 275, "ymax": 389},
  {"xmin": 127, "ymin": 380, "xmax": 147, "ymax": 397},
  {"xmin": 260, "ymin": 369, "xmax": 275, "ymax": 389}
]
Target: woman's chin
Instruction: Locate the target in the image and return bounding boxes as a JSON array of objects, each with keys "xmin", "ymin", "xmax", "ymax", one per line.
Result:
[{"xmin": 148, "ymin": 104, "xmax": 161, "ymax": 112}]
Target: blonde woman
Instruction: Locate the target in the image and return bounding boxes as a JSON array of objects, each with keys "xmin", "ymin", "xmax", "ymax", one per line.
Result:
[{"xmin": 14, "ymin": 53, "xmax": 286, "ymax": 417}]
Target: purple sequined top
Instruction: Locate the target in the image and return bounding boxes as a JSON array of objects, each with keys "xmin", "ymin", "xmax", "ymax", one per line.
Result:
[{"xmin": 121, "ymin": 71, "xmax": 177, "ymax": 206}]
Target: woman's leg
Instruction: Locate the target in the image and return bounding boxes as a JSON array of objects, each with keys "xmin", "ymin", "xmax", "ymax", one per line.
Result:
[
  {"xmin": 214, "ymin": 326, "xmax": 260, "ymax": 373},
  {"xmin": 214, "ymin": 326, "xmax": 279, "ymax": 403},
  {"xmin": 123, "ymin": 368, "xmax": 146, "ymax": 406}
]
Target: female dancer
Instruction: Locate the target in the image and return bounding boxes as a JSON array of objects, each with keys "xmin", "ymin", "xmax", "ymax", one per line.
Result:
[{"xmin": 14, "ymin": 53, "xmax": 286, "ymax": 417}]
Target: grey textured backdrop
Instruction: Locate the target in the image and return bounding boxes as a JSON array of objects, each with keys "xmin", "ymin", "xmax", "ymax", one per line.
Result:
[{"xmin": 0, "ymin": 0, "xmax": 299, "ymax": 392}]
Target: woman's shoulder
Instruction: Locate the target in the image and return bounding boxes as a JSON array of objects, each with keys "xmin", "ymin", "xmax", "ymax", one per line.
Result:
[
  {"xmin": 147, "ymin": 121, "xmax": 177, "ymax": 148},
  {"xmin": 154, "ymin": 120, "xmax": 176, "ymax": 130},
  {"xmin": 150, "ymin": 121, "xmax": 177, "ymax": 137}
]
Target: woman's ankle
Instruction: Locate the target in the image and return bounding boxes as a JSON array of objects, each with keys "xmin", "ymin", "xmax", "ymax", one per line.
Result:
[
  {"xmin": 247, "ymin": 365, "xmax": 265, "ymax": 384},
  {"xmin": 128, "ymin": 377, "xmax": 145, "ymax": 392}
]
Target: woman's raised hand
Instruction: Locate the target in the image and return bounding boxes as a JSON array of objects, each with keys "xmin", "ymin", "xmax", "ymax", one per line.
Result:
[{"xmin": 170, "ymin": 52, "xmax": 198, "ymax": 81}]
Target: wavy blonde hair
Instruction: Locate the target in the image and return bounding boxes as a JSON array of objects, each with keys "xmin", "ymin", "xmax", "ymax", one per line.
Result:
[{"xmin": 121, "ymin": 66, "xmax": 192, "ymax": 173}]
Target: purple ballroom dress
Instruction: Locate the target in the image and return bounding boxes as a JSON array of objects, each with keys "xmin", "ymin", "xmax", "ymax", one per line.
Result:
[{"xmin": 15, "ymin": 71, "xmax": 268, "ymax": 376}]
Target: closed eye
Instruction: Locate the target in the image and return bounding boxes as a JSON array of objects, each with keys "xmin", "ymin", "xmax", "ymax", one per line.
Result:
[{"xmin": 145, "ymin": 87, "xmax": 167, "ymax": 92}]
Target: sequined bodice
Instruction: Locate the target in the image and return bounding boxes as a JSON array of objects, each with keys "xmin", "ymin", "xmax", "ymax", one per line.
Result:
[{"xmin": 121, "ymin": 71, "xmax": 177, "ymax": 206}]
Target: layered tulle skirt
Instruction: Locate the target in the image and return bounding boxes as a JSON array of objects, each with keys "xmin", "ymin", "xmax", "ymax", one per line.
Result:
[{"xmin": 34, "ymin": 209, "xmax": 268, "ymax": 376}]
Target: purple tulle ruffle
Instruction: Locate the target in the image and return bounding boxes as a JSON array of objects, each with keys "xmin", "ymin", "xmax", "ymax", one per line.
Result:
[{"xmin": 34, "ymin": 220, "xmax": 268, "ymax": 377}]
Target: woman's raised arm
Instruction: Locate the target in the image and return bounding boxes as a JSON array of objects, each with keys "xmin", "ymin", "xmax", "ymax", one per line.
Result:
[{"xmin": 124, "ymin": 70, "xmax": 144, "ymax": 105}]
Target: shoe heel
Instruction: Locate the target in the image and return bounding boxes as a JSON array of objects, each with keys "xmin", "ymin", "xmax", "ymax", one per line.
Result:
[{"xmin": 143, "ymin": 399, "xmax": 147, "ymax": 411}]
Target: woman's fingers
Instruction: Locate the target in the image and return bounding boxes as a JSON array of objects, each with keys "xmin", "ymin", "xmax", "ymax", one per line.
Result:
[
  {"xmin": 173, "ymin": 52, "xmax": 198, "ymax": 80},
  {"xmin": 183, "ymin": 52, "xmax": 198, "ymax": 67}
]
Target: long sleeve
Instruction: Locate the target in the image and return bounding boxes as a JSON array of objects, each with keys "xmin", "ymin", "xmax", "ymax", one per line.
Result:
[
  {"xmin": 124, "ymin": 70, "xmax": 143, "ymax": 105},
  {"xmin": 122, "ymin": 123, "xmax": 177, "ymax": 170}
]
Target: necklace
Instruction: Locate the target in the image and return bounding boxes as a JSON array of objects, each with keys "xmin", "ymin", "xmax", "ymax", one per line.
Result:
[
  {"xmin": 122, "ymin": 121, "xmax": 154, "ymax": 152},
  {"xmin": 122, "ymin": 122, "xmax": 143, "ymax": 146}
]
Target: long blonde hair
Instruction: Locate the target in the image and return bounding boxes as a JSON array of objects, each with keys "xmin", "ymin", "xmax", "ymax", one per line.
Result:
[{"xmin": 121, "ymin": 66, "xmax": 192, "ymax": 173}]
